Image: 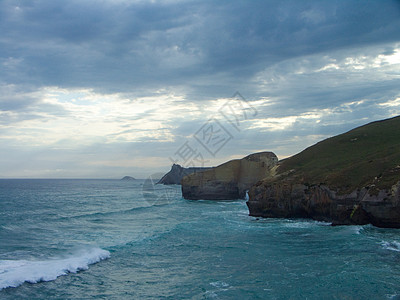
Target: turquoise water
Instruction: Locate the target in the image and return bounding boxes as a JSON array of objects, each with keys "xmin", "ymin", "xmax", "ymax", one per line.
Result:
[{"xmin": 1, "ymin": 179, "xmax": 400, "ymax": 299}]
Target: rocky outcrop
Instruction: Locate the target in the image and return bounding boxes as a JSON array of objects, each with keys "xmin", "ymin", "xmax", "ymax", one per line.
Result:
[
  {"xmin": 181, "ymin": 152, "xmax": 278, "ymax": 200},
  {"xmin": 157, "ymin": 164, "xmax": 213, "ymax": 185},
  {"xmin": 247, "ymin": 181, "xmax": 400, "ymax": 227},
  {"xmin": 247, "ymin": 116, "xmax": 400, "ymax": 228}
]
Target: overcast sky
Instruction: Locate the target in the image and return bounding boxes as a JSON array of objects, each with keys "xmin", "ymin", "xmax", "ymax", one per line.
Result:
[{"xmin": 1, "ymin": 0, "xmax": 400, "ymax": 178}]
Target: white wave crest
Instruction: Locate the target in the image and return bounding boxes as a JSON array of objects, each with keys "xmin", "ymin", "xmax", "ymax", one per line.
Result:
[
  {"xmin": 0, "ymin": 247, "xmax": 110, "ymax": 290},
  {"xmin": 381, "ymin": 241, "xmax": 400, "ymax": 252}
]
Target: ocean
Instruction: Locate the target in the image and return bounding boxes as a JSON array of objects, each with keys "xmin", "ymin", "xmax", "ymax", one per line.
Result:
[{"xmin": 1, "ymin": 179, "xmax": 400, "ymax": 299}]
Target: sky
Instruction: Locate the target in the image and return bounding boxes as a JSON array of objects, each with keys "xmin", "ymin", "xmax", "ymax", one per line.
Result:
[{"xmin": 0, "ymin": 0, "xmax": 400, "ymax": 179}]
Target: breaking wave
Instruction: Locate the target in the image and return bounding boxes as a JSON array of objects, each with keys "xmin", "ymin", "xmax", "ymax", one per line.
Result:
[{"xmin": 0, "ymin": 247, "xmax": 110, "ymax": 290}]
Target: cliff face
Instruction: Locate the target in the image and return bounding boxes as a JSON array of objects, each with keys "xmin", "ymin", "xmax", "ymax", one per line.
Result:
[
  {"xmin": 248, "ymin": 182, "xmax": 400, "ymax": 227},
  {"xmin": 247, "ymin": 116, "xmax": 400, "ymax": 228},
  {"xmin": 157, "ymin": 164, "xmax": 213, "ymax": 185},
  {"xmin": 181, "ymin": 152, "xmax": 278, "ymax": 200}
]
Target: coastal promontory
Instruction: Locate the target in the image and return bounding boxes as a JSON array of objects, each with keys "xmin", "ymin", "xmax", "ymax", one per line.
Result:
[{"xmin": 247, "ymin": 116, "xmax": 400, "ymax": 228}]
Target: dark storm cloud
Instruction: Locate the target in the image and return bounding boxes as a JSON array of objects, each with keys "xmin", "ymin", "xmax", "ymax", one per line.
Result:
[
  {"xmin": 1, "ymin": 0, "xmax": 399, "ymax": 95},
  {"xmin": 1, "ymin": 0, "xmax": 400, "ymax": 178},
  {"xmin": 0, "ymin": 84, "xmax": 67, "ymax": 122}
]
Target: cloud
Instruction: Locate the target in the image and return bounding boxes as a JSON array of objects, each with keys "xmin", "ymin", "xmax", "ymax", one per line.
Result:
[
  {"xmin": 0, "ymin": 0, "xmax": 400, "ymax": 177},
  {"xmin": 1, "ymin": 0, "xmax": 399, "ymax": 95}
]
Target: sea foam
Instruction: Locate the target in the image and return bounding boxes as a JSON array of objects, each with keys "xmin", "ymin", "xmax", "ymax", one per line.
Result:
[
  {"xmin": 0, "ymin": 247, "xmax": 110, "ymax": 290},
  {"xmin": 381, "ymin": 241, "xmax": 400, "ymax": 252}
]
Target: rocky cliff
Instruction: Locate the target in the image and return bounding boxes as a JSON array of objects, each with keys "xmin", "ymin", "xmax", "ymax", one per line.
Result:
[
  {"xmin": 157, "ymin": 164, "xmax": 213, "ymax": 185},
  {"xmin": 181, "ymin": 152, "xmax": 278, "ymax": 200},
  {"xmin": 247, "ymin": 116, "xmax": 400, "ymax": 228}
]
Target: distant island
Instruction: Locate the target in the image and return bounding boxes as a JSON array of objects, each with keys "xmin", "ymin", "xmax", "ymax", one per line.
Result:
[
  {"xmin": 176, "ymin": 116, "xmax": 400, "ymax": 228},
  {"xmin": 121, "ymin": 176, "xmax": 136, "ymax": 181}
]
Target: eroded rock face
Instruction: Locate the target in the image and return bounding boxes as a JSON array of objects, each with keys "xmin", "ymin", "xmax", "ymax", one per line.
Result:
[
  {"xmin": 247, "ymin": 181, "xmax": 400, "ymax": 228},
  {"xmin": 181, "ymin": 152, "xmax": 278, "ymax": 200},
  {"xmin": 157, "ymin": 164, "xmax": 213, "ymax": 185}
]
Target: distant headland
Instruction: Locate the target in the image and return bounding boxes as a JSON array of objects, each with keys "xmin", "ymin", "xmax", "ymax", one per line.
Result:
[{"xmin": 157, "ymin": 164, "xmax": 212, "ymax": 185}]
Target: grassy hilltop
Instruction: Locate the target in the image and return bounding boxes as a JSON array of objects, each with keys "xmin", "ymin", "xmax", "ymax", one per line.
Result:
[{"xmin": 275, "ymin": 116, "xmax": 400, "ymax": 194}]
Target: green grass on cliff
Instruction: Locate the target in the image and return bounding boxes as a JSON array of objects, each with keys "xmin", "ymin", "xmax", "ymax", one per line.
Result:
[{"xmin": 276, "ymin": 116, "xmax": 400, "ymax": 193}]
